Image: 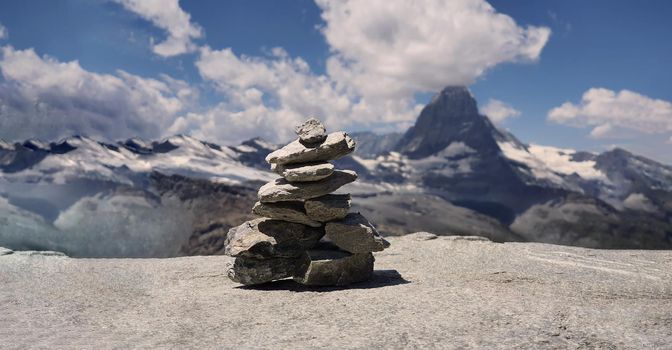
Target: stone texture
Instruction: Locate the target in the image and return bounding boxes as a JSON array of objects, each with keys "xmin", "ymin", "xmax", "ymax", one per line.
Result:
[
  {"xmin": 273, "ymin": 162, "xmax": 334, "ymax": 182},
  {"xmin": 265, "ymin": 132, "xmax": 355, "ymax": 165},
  {"xmin": 258, "ymin": 170, "xmax": 357, "ymax": 203},
  {"xmin": 228, "ymin": 254, "xmax": 308, "ymax": 285},
  {"xmin": 3, "ymin": 238, "xmax": 672, "ymax": 349},
  {"xmin": 252, "ymin": 201, "xmax": 322, "ymax": 228},
  {"xmin": 325, "ymin": 213, "xmax": 390, "ymax": 253},
  {"xmin": 304, "ymin": 194, "xmax": 351, "ymax": 222},
  {"xmin": 405, "ymin": 231, "xmax": 438, "ymax": 241},
  {"xmin": 224, "ymin": 218, "xmax": 324, "ymax": 259},
  {"xmin": 294, "ymin": 117, "xmax": 327, "ymax": 144},
  {"xmin": 294, "ymin": 249, "xmax": 374, "ymax": 286}
]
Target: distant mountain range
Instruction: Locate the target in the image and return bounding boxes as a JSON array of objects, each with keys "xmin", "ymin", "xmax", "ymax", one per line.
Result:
[{"xmin": 1, "ymin": 86, "xmax": 671, "ymax": 257}]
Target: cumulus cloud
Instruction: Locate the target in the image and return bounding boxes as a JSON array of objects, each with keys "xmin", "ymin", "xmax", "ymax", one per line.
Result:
[
  {"xmin": 0, "ymin": 46, "xmax": 195, "ymax": 140},
  {"xmin": 317, "ymin": 0, "xmax": 551, "ymax": 100},
  {"xmin": 168, "ymin": 46, "xmax": 420, "ymax": 143},
  {"xmin": 1, "ymin": 1, "xmax": 552, "ymax": 145},
  {"xmin": 0, "ymin": 23, "xmax": 7, "ymax": 40},
  {"xmin": 480, "ymin": 99, "xmax": 521, "ymax": 124},
  {"xmin": 171, "ymin": 0, "xmax": 549, "ymax": 143},
  {"xmin": 114, "ymin": 0, "xmax": 202, "ymax": 57},
  {"xmin": 548, "ymin": 88, "xmax": 672, "ymax": 139}
]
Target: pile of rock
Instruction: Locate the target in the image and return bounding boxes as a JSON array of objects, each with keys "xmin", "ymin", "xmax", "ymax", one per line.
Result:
[{"xmin": 225, "ymin": 118, "xmax": 390, "ymax": 286}]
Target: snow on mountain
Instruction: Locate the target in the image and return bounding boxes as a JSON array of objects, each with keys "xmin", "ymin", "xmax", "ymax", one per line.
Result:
[
  {"xmin": 496, "ymin": 140, "xmax": 609, "ymax": 191},
  {"xmin": 0, "ymin": 134, "xmax": 275, "ymax": 186}
]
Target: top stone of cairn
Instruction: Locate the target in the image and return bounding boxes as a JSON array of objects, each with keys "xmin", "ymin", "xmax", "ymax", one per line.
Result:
[
  {"xmin": 265, "ymin": 128, "xmax": 355, "ymax": 166},
  {"xmin": 295, "ymin": 117, "xmax": 327, "ymax": 144}
]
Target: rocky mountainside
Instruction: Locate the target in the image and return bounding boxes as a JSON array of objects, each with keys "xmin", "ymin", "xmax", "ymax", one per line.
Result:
[
  {"xmin": 0, "ymin": 135, "xmax": 270, "ymax": 257},
  {"xmin": 345, "ymin": 86, "xmax": 672, "ymax": 249},
  {"xmin": 1, "ymin": 86, "xmax": 671, "ymax": 256},
  {"xmin": 2, "ymin": 235, "xmax": 671, "ymax": 349}
]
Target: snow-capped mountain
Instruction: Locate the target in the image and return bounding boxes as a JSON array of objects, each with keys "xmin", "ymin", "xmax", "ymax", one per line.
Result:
[
  {"xmin": 0, "ymin": 135, "xmax": 278, "ymax": 258},
  {"xmin": 344, "ymin": 86, "xmax": 672, "ymax": 249},
  {"xmin": 1, "ymin": 86, "xmax": 671, "ymax": 257},
  {"xmin": 0, "ymin": 134, "xmax": 275, "ymax": 185}
]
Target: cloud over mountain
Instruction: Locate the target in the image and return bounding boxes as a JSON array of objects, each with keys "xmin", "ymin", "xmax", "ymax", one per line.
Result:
[
  {"xmin": 481, "ymin": 99, "xmax": 521, "ymax": 124},
  {"xmin": 548, "ymin": 88, "xmax": 672, "ymax": 139},
  {"xmin": 317, "ymin": 0, "xmax": 551, "ymax": 100},
  {"xmin": 0, "ymin": 0, "xmax": 551, "ymax": 145},
  {"xmin": 0, "ymin": 46, "xmax": 196, "ymax": 141}
]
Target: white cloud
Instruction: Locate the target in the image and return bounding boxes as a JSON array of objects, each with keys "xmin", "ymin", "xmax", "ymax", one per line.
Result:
[
  {"xmin": 0, "ymin": 23, "xmax": 7, "ymax": 40},
  {"xmin": 114, "ymin": 0, "xmax": 202, "ymax": 57},
  {"xmin": 480, "ymin": 99, "xmax": 521, "ymax": 123},
  {"xmin": 548, "ymin": 88, "xmax": 672, "ymax": 139},
  {"xmin": 108, "ymin": 0, "xmax": 551, "ymax": 144},
  {"xmin": 171, "ymin": 46, "xmax": 420, "ymax": 144},
  {"xmin": 0, "ymin": 46, "xmax": 195, "ymax": 140},
  {"xmin": 317, "ymin": 0, "xmax": 551, "ymax": 99}
]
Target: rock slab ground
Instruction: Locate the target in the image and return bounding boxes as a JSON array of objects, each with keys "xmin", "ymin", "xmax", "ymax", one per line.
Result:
[{"xmin": 1, "ymin": 235, "xmax": 672, "ymax": 349}]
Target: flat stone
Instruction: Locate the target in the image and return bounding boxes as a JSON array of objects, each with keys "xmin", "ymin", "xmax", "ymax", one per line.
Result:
[
  {"xmin": 228, "ymin": 254, "xmax": 308, "ymax": 285},
  {"xmin": 293, "ymin": 249, "xmax": 374, "ymax": 286},
  {"xmin": 258, "ymin": 170, "xmax": 357, "ymax": 203},
  {"xmin": 294, "ymin": 117, "xmax": 327, "ymax": 144},
  {"xmin": 224, "ymin": 218, "xmax": 324, "ymax": 259},
  {"xmin": 273, "ymin": 162, "xmax": 334, "ymax": 182},
  {"xmin": 305, "ymin": 194, "xmax": 351, "ymax": 222},
  {"xmin": 406, "ymin": 232, "xmax": 438, "ymax": 241},
  {"xmin": 265, "ymin": 132, "xmax": 355, "ymax": 165},
  {"xmin": 325, "ymin": 213, "xmax": 390, "ymax": 253},
  {"xmin": 252, "ymin": 201, "xmax": 322, "ymax": 228},
  {"xmin": 441, "ymin": 235, "xmax": 491, "ymax": 242}
]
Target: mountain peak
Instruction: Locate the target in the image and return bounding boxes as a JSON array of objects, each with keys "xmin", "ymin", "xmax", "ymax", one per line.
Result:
[
  {"xmin": 395, "ymin": 86, "xmax": 496, "ymax": 158},
  {"xmin": 432, "ymin": 86, "xmax": 473, "ymax": 103}
]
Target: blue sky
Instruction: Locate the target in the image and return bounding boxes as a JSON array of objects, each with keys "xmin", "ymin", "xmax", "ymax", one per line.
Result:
[{"xmin": 0, "ymin": 0, "xmax": 671, "ymax": 163}]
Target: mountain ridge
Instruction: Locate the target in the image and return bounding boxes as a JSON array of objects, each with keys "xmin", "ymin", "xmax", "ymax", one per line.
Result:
[{"xmin": 1, "ymin": 86, "xmax": 671, "ymax": 255}]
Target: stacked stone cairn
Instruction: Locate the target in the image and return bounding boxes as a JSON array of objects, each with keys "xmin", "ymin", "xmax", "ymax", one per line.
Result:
[{"xmin": 225, "ymin": 118, "xmax": 390, "ymax": 286}]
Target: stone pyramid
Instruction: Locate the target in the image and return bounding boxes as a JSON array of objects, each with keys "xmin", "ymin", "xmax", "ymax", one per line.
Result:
[{"xmin": 224, "ymin": 118, "xmax": 390, "ymax": 286}]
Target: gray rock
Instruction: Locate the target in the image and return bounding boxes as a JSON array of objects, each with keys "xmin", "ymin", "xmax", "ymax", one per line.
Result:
[
  {"xmin": 265, "ymin": 132, "xmax": 355, "ymax": 165},
  {"xmin": 305, "ymin": 194, "xmax": 351, "ymax": 222},
  {"xmin": 0, "ymin": 247, "xmax": 13, "ymax": 256},
  {"xmin": 273, "ymin": 162, "xmax": 334, "ymax": 182},
  {"xmin": 294, "ymin": 249, "xmax": 374, "ymax": 286},
  {"xmin": 294, "ymin": 117, "xmax": 327, "ymax": 144},
  {"xmin": 224, "ymin": 218, "xmax": 324, "ymax": 259},
  {"xmin": 228, "ymin": 254, "xmax": 308, "ymax": 285},
  {"xmin": 252, "ymin": 201, "xmax": 322, "ymax": 228},
  {"xmin": 14, "ymin": 250, "xmax": 67, "ymax": 257},
  {"xmin": 2, "ymin": 237, "xmax": 672, "ymax": 348},
  {"xmin": 325, "ymin": 213, "xmax": 390, "ymax": 253},
  {"xmin": 258, "ymin": 170, "xmax": 357, "ymax": 203},
  {"xmin": 405, "ymin": 232, "xmax": 438, "ymax": 241},
  {"xmin": 441, "ymin": 235, "xmax": 491, "ymax": 242}
]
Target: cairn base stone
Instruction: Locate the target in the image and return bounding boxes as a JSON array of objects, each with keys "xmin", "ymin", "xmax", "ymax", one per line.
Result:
[
  {"xmin": 225, "ymin": 218, "xmax": 324, "ymax": 259},
  {"xmin": 252, "ymin": 201, "xmax": 322, "ymax": 227},
  {"xmin": 258, "ymin": 170, "xmax": 357, "ymax": 203},
  {"xmin": 294, "ymin": 249, "xmax": 374, "ymax": 286},
  {"xmin": 325, "ymin": 213, "xmax": 390, "ymax": 253},
  {"xmin": 305, "ymin": 194, "xmax": 351, "ymax": 222},
  {"xmin": 228, "ymin": 254, "xmax": 308, "ymax": 285},
  {"xmin": 265, "ymin": 132, "xmax": 355, "ymax": 165}
]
